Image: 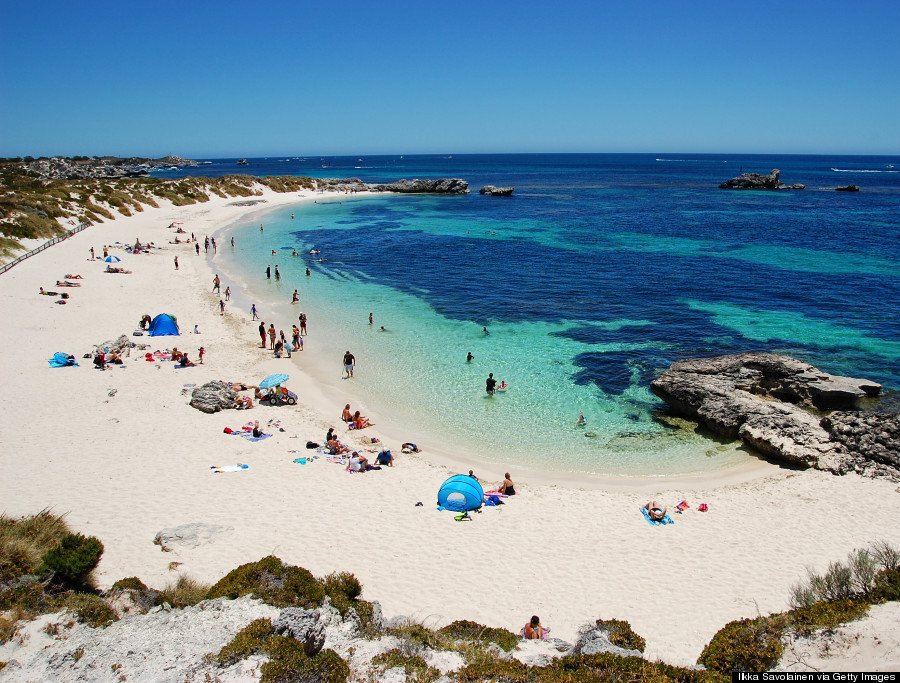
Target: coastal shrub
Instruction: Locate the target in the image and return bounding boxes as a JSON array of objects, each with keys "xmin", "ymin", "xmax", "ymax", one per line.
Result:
[
  {"xmin": 870, "ymin": 567, "xmax": 900, "ymax": 603},
  {"xmin": 110, "ymin": 577, "xmax": 148, "ymax": 592},
  {"xmin": 438, "ymin": 619, "xmax": 519, "ymax": 652},
  {"xmin": 206, "ymin": 556, "xmax": 325, "ymax": 608},
  {"xmin": 848, "ymin": 549, "xmax": 879, "ymax": 595},
  {"xmin": 321, "ymin": 571, "xmax": 362, "ymax": 601},
  {"xmin": 260, "ymin": 638, "xmax": 349, "ymax": 683},
  {"xmin": 156, "ymin": 575, "xmax": 210, "ymax": 608},
  {"xmin": 786, "ymin": 599, "xmax": 869, "ymax": 637},
  {"xmin": 871, "ymin": 540, "xmax": 900, "ymax": 572},
  {"xmin": 60, "ymin": 592, "xmax": 119, "ymax": 628},
  {"xmin": 38, "ymin": 533, "xmax": 104, "ymax": 585},
  {"xmin": 387, "ymin": 620, "xmax": 443, "ymax": 651},
  {"xmin": 698, "ymin": 615, "xmax": 784, "ymax": 674},
  {"xmin": 214, "ymin": 617, "xmax": 274, "ymax": 665},
  {"xmin": 371, "ymin": 649, "xmax": 441, "ymax": 682},
  {"xmin": 591, "ymin": 618, "xmax": 647, "ymax": 653}
]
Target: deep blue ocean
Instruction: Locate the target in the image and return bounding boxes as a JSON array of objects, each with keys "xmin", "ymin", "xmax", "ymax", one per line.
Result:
[{"xmin": 159, "ymin": 154, "xmax": 900, "ymax": 476}]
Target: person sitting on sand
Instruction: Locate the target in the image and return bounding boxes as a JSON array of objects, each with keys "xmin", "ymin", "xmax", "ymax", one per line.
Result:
[
  {"xmin": 179, "ymin": 353, "xmax": 196, "ymax": 367},
  {"xmin": 644, "ymin": 501, "xmax": 667, "ymax": 522},
  {"xmin": 342, "ymin": 404, "xmax": 353, "ymax": 423},
  {"xmin": 500, "ymin": 473, "xmax": 516, "ymax": 496},
  {"xmin": 327, "ymin": 438, "xmax": 350, "ymax": 455},
  {"xmin": 401, "ymin": 443, "xmax": 421, "ymax": 453},
  {"xmin": 93, "ymin": 351, "xmax": 106, "ymax": 370},
  {"xmin": 348, "ymin": 452, "xmax": 368, "ymax": 472},
  {"xmin": 352, "ymin": 410, "xmax": 374, "ymax": 429},
  {"xmin": 326, "ymin": 427, "xmax": 335, "ymax": 443},
  {"xmin": 252, "ymin": 421, "xmax": 266, "ymax": 438},
  {"xmin": 235, "ymin": 395, "xmax": 254, "ymax": 410},
  {"xmin": 171, "ymin": 347, "xmax": 183, "ymax": 362},
  {"xmin": 523, "ymin": 616, "xmax": 544, "ymax": 640},
  {"xmin": 107, "ymin": 351, "xmax": 123, "ymax": 365},
  {"xmin": 376, "ymin": 450, "xmax": 394, "ymax": 467}
]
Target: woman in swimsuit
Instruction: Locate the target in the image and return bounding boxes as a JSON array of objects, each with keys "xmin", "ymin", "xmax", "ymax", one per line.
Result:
[
  {"xmin": 352, "ymin": 410, "xmax": 374, "ymax": 428},
  {"xmin": 644, "ymin": 501, "xmax": 667, "ymax": 522},
  {"xmin": 501, "ymin": 473, "xmax": 516, "ymax": 496}
]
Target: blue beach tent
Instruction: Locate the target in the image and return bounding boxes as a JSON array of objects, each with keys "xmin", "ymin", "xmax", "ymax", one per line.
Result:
[
  {"xmin": 148, "ymin": 313, "xmax": 180, "ymax": 336},
  {"xmin": 437, "ymin": 475, "xmax": 484, "ymax": 513}
]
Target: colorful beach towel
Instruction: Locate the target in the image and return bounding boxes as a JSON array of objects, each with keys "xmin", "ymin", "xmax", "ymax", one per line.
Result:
[
  {"xmin": 48, "ymin": 352, "xmax": 78, "ymax": 368},
  {"xmin": 211, "ymin": 464, "xmax": 249, "ymax": 473},
  {"xmin": 640, "ymin": 507, "xmax": 674, "ymax": 526},
  {"xmin": 225, "ymin": 430, "xmax": 272, "ymax": 442}
]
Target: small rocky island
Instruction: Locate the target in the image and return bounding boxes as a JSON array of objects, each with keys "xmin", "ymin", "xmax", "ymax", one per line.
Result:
[
  {"xmin": 718, "ymin": 169, "xmax": 804, "ymax": 190},
  {"xmin": 651, "ymin": 352, "xmax": 898, "ymax": 479},
  {"xmin": 835, "ymin": 185, "xmax": 860, "ymax": 192},
  {"xmin": 317, "ymin": 177, "xmax": 470, "ymax": 194},
  {"xmin": 479, "ymin": 185, "xmax": 515, "ymax": 196}
]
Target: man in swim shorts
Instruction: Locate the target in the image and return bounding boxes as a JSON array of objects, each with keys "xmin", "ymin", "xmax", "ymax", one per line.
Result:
[{"xmin": 343, "ymin": 350, "xmax": 355, "ymax": 378}]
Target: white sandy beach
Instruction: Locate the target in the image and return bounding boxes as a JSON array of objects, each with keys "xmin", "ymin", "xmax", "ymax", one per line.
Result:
[{"xmin": 2, "ymin": 186, "xmax": 899, "ymax": 668}]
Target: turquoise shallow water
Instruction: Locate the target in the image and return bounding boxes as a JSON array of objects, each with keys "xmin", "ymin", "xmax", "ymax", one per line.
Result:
[{"xmin": 203, "ymin": 153, "xmax": 900, "ymax": 476}]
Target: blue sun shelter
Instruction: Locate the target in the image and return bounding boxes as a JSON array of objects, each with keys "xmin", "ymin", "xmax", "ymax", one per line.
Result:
[
  {"xmin": 148, "ymin": 313, "xmax": 180, "ymax": 336},
  {"xmin": 437, "ymin": 475, "xmax": 484, "ymax": 519}
]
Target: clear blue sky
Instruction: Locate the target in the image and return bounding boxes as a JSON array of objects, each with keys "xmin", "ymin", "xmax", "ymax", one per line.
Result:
[{"xmin": 2, "ymin": 0, "xmax": 898, "ymax": 157}]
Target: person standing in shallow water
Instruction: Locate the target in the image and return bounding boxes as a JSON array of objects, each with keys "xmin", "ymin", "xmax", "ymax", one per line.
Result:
[
  {"xmin": 251, "ymin": 304, "xmax": 259, "ymax": 320},
  {"xmin": 486, "ymin": 373, "xmax": 497, "ymax": 395},
  {"xmin": 275, "ymin": 265, "xmax": 280, "ymax": 280},
  {"xmin": 343, "ymin": 350, "xmax": 355, "ymax": 378},
  {"xmin": 266, "ymin": 265, "xmax": 271, "ymax": 279}
]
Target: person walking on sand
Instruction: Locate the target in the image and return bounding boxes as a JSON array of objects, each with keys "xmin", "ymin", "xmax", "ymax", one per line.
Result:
[
  {"xmin": 251, "ymin": 304, "xmax": 259, "ymax": 320},
  {"xmin": 486, "ymin": 373, "xmax": 497, "ymax": 395},
  {"xmin": 195, "ymin": 242, "xmax": 200, "ymax": 255},
  {"xmin": 90, "ymin": 247, "xmax": 95, "ymax": 260},
  {"xmin": 292, "ymin": 325, "xmax": 301, "ymax": 351},
  {"xmin": 225, "ymin": 286, "xmax": 231, "ymax": 301},
  {"xmin": 213, "ymin": 274, "xmax": 220, "ymax": 293},
  {"xmin": 211, "ymin": 238, "xmax": 217, "ymax": 253},
  {"xmin": 268, "ymin": 324, "xmax": 277, "ymax": 350},
  {"xmin": 343, "ymin": 350, "xmax": 355, "ymax": 378},
  {"xmin": 174, "ymin": 256, "xmax": 179, "ymax": 270},
  {"xmin": 292, "ymin": 289, "xmax": 299, "ymax": 303},
  {"xmin": 219, "ymin": 299, "xmax": 225, "ymax": 315},
  {"xmin": 103, "ymin": 246, "xmax": 108, "ymax": 259},
  {"xmin": 204, "ymin": 237, "xmax": 209, "ymax": 253},
  {"xmin": 259, "ymin": 321, "xmax": 267, "ymax": 348}
]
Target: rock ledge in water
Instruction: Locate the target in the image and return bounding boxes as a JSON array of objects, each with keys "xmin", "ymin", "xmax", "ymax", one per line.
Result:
[
  {"xmin": 479, "ymin": 185, "xmax": 515, "ymax": 196},
  {"xmin": 650, "ymin": 352, "xmax": 897, "ymax": 477}
]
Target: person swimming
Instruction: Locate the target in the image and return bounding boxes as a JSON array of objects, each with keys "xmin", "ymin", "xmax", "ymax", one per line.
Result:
[{"xmin": 575, "ymin": 411, "xmax": 586, "ymax": 426}]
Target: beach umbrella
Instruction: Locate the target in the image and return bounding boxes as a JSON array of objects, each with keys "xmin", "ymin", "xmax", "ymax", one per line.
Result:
[
  {"xmin": 259, "ymin": 373, "xmax": 290, "ymax": 389},
  {"xmin": 104, "ymin": 255, "xmax": 121, "ymax": 263}
]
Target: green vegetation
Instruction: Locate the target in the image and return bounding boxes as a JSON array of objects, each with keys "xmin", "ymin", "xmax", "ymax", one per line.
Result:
[
  {"xmin": 371, "ymin": 649, "xmax": 441, "ymax": 682},
  {"xmin": 38, "ymin": 533, "xmax": 104, "ymax": 585},
  {"xmin": 0, "ymin": 508, "xmax": 70, "ymax": 582},
  {"xmin": 701, "ymin": 541, "xmax": 900, "ymax": 674},
  {"xmin": 206, "ymin": 555, "xmax": 325, "ymax": 608},
  {"xmin": 156, "ymin": 575, "xmax": 210, "ymax": 608},
  {"xmin": 59, "ymin": 593, "xmax": 118, "ymax": 628},
  {"xmin": 0, "ymin": 169, "xmax": 320, "ymax": 254},
  {"xmin": 110, "ymin": 577, "xmax": 148, "ymax": 592},
  {"xmin": 212, "ymin": 618, "xmax": 349, "ymax": 683},
  {"xmin": 438, "ymin": 619, "xmax": 520, "ymax": 652},
  {"xmin": 588, "ymin": 618, "xmax": 646, "ymax": 653}
]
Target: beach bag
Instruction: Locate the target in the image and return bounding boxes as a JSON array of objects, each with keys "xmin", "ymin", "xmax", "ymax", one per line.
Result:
[{"xmin": 306, "ymin": 441, "xmax": 319, "ymax": 449}]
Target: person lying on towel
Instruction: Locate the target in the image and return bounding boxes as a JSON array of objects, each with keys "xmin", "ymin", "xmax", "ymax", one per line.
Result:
[{"xmin": 644, "ymin": 501, "xmax": 667, "ymax": 522}]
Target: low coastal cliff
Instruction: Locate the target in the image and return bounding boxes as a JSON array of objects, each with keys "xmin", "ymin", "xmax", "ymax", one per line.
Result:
[{"xmin": 651, "ymin": 352, "xmax": 898, "ymax": 478}]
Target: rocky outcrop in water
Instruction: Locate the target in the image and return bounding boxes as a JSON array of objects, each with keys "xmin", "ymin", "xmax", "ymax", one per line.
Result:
[
  {"xmin": 835, "ymin": 185, "xmax": 860, "ymax": 192},
  {"xmin": 480, "ymin": 185, "xmax": 515, "ymax": 196},
  {"xmin": 317, "ymin": 177, "xmax": 470, "ymax": 194},
  {"xmin": 719, "ymin": 169, "xmax": 805, "ymax": 190},
  {"xmin": 9, "ymin": 155, "xmax": 198, "ymax": 180},
  {"xmin": 370, "ymin": 178, "xmax": 469, "ymax": 194},
  {"xmin": 650, "ymin": 353, "xmax": 897, "ymax": 478},
  {"xmin": 189, "ymin": 381, "xmax": 237, "ymax": 413}
]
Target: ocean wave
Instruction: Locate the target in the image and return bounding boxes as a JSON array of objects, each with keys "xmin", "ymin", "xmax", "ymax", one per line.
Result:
[{"xmin": 831, "ymin": 168, "xmax": 898, "ymax": 173}]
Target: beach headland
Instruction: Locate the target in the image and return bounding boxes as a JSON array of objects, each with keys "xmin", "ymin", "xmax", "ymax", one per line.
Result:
[{"xmin": 2, "ymin": 180, "xmax": 900, "ymax": 668}]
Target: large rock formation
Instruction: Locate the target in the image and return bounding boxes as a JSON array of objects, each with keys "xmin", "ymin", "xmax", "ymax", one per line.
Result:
[
  {"xmin": 479, "ymin": 185, "xmax": 515, "ymax": 196},
  {"xmin": 650, "ymin": 353, "xmax": 897, "ymax": 477},
  {"xmin": 370, "ymin": 178, "xmax": 469, "ymax": 194},
  {"xmin": 317, "ymin": 177, "xmax": 469, "ymax": 194},
  {"xmin": 189, "ymin": 381, "xmax": 237, "ymax": 413},
  {"xmin": 719, "ymin": 169, "xmax": 805, "ymax": 190}
]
